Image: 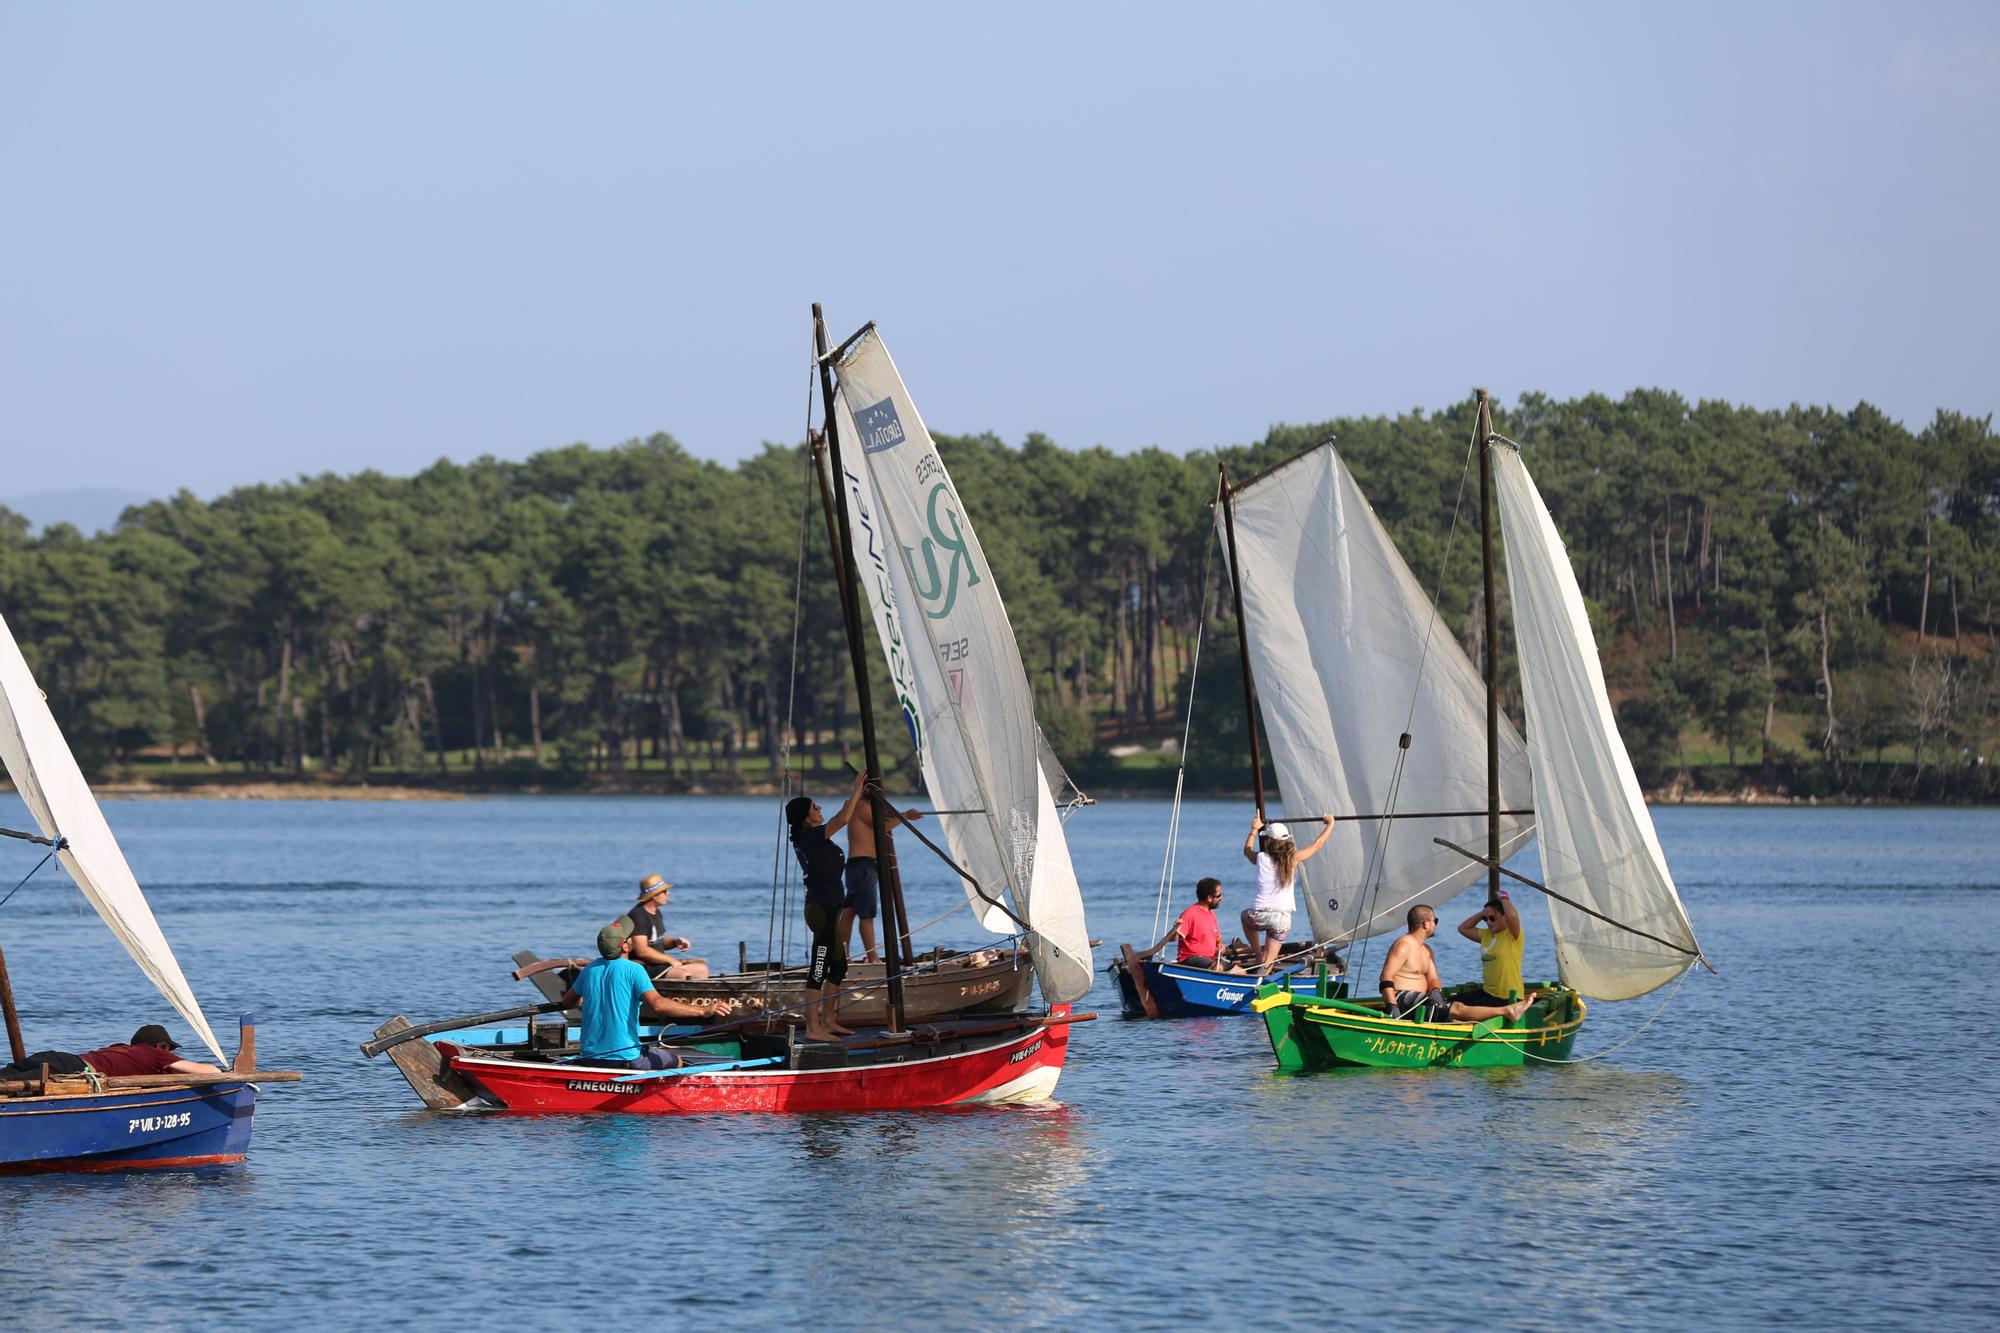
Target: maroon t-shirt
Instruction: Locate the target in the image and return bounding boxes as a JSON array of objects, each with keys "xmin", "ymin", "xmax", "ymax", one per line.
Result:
[{"xmin": 80, "ymin": 1043, "xmax": 181, "ymax": 1076}]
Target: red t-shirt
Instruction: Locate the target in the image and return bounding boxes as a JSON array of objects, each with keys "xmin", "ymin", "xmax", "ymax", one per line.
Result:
[
  {"xmin": 80, "ymin": 1043, "xmax": 182, "ymax": 1076},
  {"xmin": 1175, "ymin": 904, "xmax": 1221, "ymax": 961}
]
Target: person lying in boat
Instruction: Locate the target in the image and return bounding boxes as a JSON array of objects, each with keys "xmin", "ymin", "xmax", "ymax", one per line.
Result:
[
  {"xmin": 1454, "ymin": 888, "xmax": 1526, "ymax": 1007},
  {"xmin": 626, "ymin": 872, "xmax": 710, "ymax": 980},
  {"xmin": 0, "ymin": 1023, "xmax": 223, "ymax": 1080},
  {"xmin": 842, "ymin": 775, "xmax": 922, "ymax": 967},
  {"xmin": 558, "ymin": 918, "xmax": 734, "ymax": 1071},
  {"xmin": 1379, "ymin": 905, "xmax": 1536, "ymax": 1025},
  {"xmin": 1137, "ymin": 877, "xmax": 1246, "ymax": 972},
  {"xmin": 786, "ymin": 771, "xmax": 869, "ymax": 1041},
  {"xmin": 1240, "ymin": 813, "xmax": 1335, "ymax": 976}
]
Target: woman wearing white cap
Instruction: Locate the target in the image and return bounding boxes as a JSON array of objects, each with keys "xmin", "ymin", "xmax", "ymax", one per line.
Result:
[{"xmin": 1240, "ymin": 811, "xmax": 1334, "ymax": 976}]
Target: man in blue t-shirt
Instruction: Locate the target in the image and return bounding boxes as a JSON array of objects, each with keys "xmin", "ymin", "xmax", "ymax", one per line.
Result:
[{"xmin": 560, "ymin": 918, "xmax": 732, "ymax": 1069}]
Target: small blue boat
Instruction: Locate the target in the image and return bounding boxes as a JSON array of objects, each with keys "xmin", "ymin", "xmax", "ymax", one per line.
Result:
[
  {"xmin": 0, "ymin": 609, "xmax": 298, "ymax": 1171},
  {"xmin": 1111, "ymin": 949, "xmax": 1337, "ymax": 1018},
  {"xmin": 0, "ymin": 1079, "xmax": 258, "ymax": 1174}
]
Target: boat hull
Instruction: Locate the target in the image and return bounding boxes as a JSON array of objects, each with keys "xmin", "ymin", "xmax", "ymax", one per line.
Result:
[
  {"xmin": 1112, "ymin": 959, "xmax": 1324, "ymax": 1017},
  {"xmin": 444, "ymin": 1010, "xmax": 1074, "ymax": 1115},
  {"xmin": 1257, "ymin": 984, "xmax": 1586, "ymax": 1070},
  {"xmin": 0, "ymin": 1083, "xmax": 257, "ymax": 1173},
  {"xmin": 658, "ymin": 952, "xmax": 1036, "ymax": 1026}
]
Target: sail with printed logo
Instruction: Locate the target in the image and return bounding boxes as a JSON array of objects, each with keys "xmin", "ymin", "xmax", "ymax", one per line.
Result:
[
  {"xmin": 824, "ymin": 325, "xmax": 1092, "ymax": 1004},
  {"xmin": 0, "ymin": 610, "xmax": 227, "ymax": 1061},
  {"xmin": 1220, "ymin": 441, "xmax": 1535, "ymax": 948}
]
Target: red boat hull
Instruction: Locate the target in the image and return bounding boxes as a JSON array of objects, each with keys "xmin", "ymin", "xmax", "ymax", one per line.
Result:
[{"xmin": 445, "ymin": 1010, "xmax": 1073, "ymax": 1115}]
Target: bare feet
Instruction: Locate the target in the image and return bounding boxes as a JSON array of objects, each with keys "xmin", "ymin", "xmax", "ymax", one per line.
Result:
[
  {"xmin": 1504, "ymin": 991, "xmax": 1540, "ymax": 1022},
  {"xmin": 864, "ymin": 952, "xmax": 882, "ymax": 965},
  {"xmin": 828, "ymin": 1021, "xmax": 857, "ymax": 1037},
  {"xmin": 803, "ymin": 1026, "xmax": 842, "ymax": 1042}
]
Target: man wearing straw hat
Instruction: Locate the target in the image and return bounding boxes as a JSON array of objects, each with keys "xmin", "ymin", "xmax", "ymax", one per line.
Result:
[{"xmin": 626, "ymin": 873, "xmax": 709, "ymax": 980}]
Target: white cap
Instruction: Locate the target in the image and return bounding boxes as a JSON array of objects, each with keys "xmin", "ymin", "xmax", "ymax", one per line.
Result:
[{"xmin": 1264, "ymin": 822, "xmax": 1294, "ymax": 844}]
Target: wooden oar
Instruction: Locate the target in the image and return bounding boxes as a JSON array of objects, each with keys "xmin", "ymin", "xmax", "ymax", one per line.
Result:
[
  {"xmin": 1118, "ymin": 944, "xmax": 1162, "ymax": 1019},
  {"xmin": 2, "ymin": 1069, "xmax": 302, "ymax": 1095},
  {"xmin": 359, "ymin": 1001, "xmax": 565, "ymax": 1058}
]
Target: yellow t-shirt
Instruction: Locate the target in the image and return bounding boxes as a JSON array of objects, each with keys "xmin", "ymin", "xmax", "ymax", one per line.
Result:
[{"xmin": 1479, "ymin": 926, "xmax": 1525, "ymax": 1001}]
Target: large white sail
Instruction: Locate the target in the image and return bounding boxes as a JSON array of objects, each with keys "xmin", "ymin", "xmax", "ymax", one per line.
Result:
[
  {"xmin": 1222, "ymin": 443, "xmax": 1535, "ymax": 945},
  {"xmin": 828, "ymin": 326, "xmax": 1093, "ymax": 1003},
  {"xmin": 0, "ymin": 612, "xmax": 226, "ymax": 1060},
  {"xmin": 1492, "ymin": 444, "xmax": 1702, "ymax": 1000}
]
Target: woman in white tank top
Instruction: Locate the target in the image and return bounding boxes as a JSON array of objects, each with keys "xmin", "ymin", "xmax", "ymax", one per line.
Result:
[{"xmin": 1240, "ymin": 811, "xmax": 1335, "ymax": 975}]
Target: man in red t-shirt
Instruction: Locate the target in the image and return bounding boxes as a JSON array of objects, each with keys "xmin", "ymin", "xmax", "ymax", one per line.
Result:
[
  {"xmin": 1138, "ymin": 878, "xmax": 1247, "ymax": 972},
  {"xmin": 80, "ymin": 1024, "xmax": 223, "ymax": 1077}
]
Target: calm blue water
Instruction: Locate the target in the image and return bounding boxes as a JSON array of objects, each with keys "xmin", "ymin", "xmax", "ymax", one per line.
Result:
[{"xmin": 0, "ymin": 796, "xmax": 1995, "ymax": 1329}]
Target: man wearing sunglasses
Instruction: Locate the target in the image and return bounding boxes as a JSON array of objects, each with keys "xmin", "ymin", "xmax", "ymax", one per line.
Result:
[{"xmin": 1380, "ymin": 904, "xmax": 1536, "ymax": 1025}]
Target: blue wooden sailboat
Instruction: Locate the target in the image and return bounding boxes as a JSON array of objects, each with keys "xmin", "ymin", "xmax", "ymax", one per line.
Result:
[
  {"xmin": 0, "ymin": 610, "xmax": 297, "ymax": 1172},
  {"xmin": 1110, "ymin": 953, "xmax": 1330, "ymax": 1018}
]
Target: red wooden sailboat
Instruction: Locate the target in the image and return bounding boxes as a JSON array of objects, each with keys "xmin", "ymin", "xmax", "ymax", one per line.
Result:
[
  {"xmin": 436, "ymin": 1007, "xmax": 1078, "ymax": 1115},
  {"xmin": 366, "ymin": 309, "xmax": 1096, "ymax": 1115}
]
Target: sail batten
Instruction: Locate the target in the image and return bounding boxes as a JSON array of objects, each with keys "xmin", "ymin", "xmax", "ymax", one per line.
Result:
[
  {"xmin": 1222, "ymin": 444, "xmax": 1535, "ymax": 944},
  {"xmin": 1491, "ymin": 445, "xmax": 1701, "ymax": 1000},
  {"xmin": 828, "ymin": 328, "xmax": 1092, "ymax": 1003},
  {"xmin": 0, "ymin": 612, "xmax": 226, "ymax": 1061}
]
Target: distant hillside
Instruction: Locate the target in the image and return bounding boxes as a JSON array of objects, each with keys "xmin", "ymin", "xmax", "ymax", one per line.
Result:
[{"xmin": 0, "ymin": 487, "xmax": 156, "ymax": 535}]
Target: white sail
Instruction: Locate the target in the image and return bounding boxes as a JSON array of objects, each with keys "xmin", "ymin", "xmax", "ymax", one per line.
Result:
[
  {"xmin": 821, "ymin": 422, "xmax": 1009, "ymax": 934},
  {"xmin": 829, "ymin": 326, "xmax": 1093, "ymax": 1003},
  {"xmin": 1222, "ymin": 443, "xmax": 1535, "ymax": 944},
  {"xmin": 0, "ymin": 611, "xmax": 226, "ymax": 1060},
  {"xmin": 1491, "ymin": 444, "xmax": 1702, "ymax": 1000}
]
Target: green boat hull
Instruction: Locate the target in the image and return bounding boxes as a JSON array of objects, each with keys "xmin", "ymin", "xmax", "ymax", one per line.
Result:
[{"xmin": 1256, "ymin": 980, "xmax": 1586, "ymax": 1071}]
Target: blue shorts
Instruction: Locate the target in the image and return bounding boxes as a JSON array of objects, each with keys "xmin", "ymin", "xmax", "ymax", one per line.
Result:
[{"xmin": 843, "ymin": 857, "xmax": 880, "ymax": 919}]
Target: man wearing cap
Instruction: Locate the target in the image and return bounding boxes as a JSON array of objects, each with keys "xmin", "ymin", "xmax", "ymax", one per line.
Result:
[
  {"xmin": 558, "ymin": 917, "xmax": 732, "ymax": 1070},
  {"xmin": 627, "ymin": 873, "xmax": 709, "ymax": 980},
  {"xmin": 1456, "ymin": 889, "xmax": 1526, "ymax": 1006},
  {"xmin": 0, "ymin": 1024, "xmax": 223, "ymax": 1080}
]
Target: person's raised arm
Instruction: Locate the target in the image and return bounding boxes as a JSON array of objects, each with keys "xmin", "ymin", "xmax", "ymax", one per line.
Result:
[
  {"xmin": 1497, "ymin": 890, "xmax": 1522, "ymax": 938},
  {"xmin": 1457, "ymin": 908, "xmax": 1487, "ymax": 943},
  {"xmin": 1297, "ymin": 814, "xmax": 1335, "ymax": 863},
  {"xmin": 825, "ymin": 770, "xmax": 869, "ymax": 838},
  {"xmin": 1242, "ymin": 813, "xmax": 1263, "ymax": 864}
]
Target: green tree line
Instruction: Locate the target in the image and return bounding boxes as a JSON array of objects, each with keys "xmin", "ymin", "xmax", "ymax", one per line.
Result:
[{"xmin": 1, "ymin": 390, "xmax": 1995, "ymax": 796}]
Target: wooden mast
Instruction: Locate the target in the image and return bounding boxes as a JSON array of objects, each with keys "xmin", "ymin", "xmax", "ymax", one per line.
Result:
[
  {"xmin": 811, "ymin": 304, "xmax": 909, "ymax": 1032},
  {"xmin": 0, "ymin": 946, "xmax": 26, "ymax": 1065},
  {"xmin": 1475, "ymin": 389, "xmax": 1501, "ymax": 903},
  {"xmin": 1218, "ymin": 464, "xmax": 1267, "ymax": 820}
]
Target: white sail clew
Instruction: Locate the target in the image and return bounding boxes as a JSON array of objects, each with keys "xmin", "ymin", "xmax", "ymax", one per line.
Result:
[
  {"xmin": 829, "ymin": 326, "xmax": 1093, "ymax": 1003},
  {"xmin": 0, "ymin": 612, "xmax": 226, "ymax": 1060},
  {"xmin": 1222, "ymin": 444, "xmax": 1535, "ymax": 945},
  {"xmin": 1492, "ymin": 445, "xmax": 1702, "ymax": 1000}
]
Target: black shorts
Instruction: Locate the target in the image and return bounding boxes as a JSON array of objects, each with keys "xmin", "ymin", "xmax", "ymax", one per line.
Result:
[
  {"xmin": 843, "ymin": 857, "xmax": 880, "ymax": 919},
  {"xmin": 1453, "ymin": 988, "xmax": 1510, "ymax": 1010},
  {"xmin": 805, "ymin": 900, "xmax": 848, "ymax": 989}
]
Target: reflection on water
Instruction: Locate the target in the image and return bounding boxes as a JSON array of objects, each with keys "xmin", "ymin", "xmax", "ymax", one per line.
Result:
[{"xmin": 1, "ymin": 797, "xmax": 1997, "ymax": 1327}]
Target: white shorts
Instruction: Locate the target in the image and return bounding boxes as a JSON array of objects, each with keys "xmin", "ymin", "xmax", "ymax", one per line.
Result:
[{"xmin": 1246, "ymin": 907, "xmax": 1292, "ymax": 942}]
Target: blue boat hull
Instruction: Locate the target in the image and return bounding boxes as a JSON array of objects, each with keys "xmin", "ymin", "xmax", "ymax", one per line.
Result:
[
  {"xmin": 1115, "ymin": 960, "xmax": 1324, "ymax": 1017},
  {"xmin": 0, "ymin": 1083, "xmax": 257, "ymax": 1173}
]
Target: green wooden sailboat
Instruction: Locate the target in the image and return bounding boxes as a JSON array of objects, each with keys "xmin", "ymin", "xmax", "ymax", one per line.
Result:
[{"xmin": 1239, "ymin": 392, "xmax": 1709, "ymax": 1071}]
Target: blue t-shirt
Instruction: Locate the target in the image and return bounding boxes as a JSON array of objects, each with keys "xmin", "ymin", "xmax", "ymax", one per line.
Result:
[{"xmin": 575, "ymin": 956, "xmax": 655, "ymax": 1062}]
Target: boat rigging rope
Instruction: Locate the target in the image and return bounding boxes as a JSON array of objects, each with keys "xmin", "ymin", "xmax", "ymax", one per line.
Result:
[
  {"xmin": 1153, "ymin": 470, "xmax": 1224, "ymax": 944},
  {"xmin": 1520, "ymin": 966, "xmax": 1692, "ymax": 1064},
  {"xmin": 1348, "ymin": 416, "xmax": 1484, "ymax": 986},
  {"xmin": 762, "ymin": 341, "xmax": 823, "ymax": 999},
  {"xmin": 0, "ymin": 847, "xmax": 59, "ymax": 911}
]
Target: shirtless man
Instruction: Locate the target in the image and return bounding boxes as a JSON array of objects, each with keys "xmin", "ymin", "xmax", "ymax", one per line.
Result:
[
  {"xmin": 1379, "ymin": 904, "xmax": 1536, "ymax": 1024},
  {"xmin": 841, "ymin": 779, "xmax": 921, "ymax": 965}
]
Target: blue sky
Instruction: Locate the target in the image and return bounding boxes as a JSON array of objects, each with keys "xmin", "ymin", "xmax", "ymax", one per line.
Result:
[{"xmin": 3, "ymin": 2, "xmax": 1995, "ymax": 499}]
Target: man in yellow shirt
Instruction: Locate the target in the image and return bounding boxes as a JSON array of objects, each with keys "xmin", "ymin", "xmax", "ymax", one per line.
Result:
[{"xmin": 1456, "ymin": 889, "xmax": 1526, "ymax": 1005}]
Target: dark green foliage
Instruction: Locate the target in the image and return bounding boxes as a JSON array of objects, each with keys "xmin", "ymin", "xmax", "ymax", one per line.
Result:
[{"xmin": 0, "ymin": 394, "xmax": 1996, "ymax": 793}]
